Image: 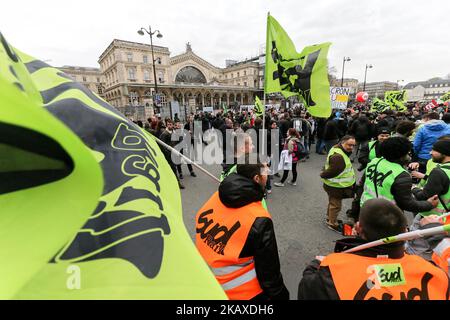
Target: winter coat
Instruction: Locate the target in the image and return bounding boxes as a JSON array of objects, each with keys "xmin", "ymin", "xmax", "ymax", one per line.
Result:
[
  {"xmin": 413, "ymin": 120, "xmax": 450, "ymax": 160},
  {"xmin": 219, "ymin": 174, "xmax": 290, "ymax": 300},
  {"xmin": 323, "ymin": 119, "xmax": 342, "ymax": 141}
]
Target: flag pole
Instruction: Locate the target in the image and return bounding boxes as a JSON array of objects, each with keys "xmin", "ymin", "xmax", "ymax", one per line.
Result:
[
  {"xmin": 148, "ymin": 134, "xmax": 221, "ymax": 183},
  {"xmin": 343, "ymin": 223, "xmax": 450, "ymax": 254},
  {"xmin": 262, "ymin": 11, "xmax": 270, "ymax": 160}
]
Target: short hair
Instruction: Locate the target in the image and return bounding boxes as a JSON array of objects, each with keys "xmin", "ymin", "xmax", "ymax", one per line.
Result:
[
  {"xmin": 254, "ymin": 118, "xmax": 263, "ymax": 127},
  {"xmin": 339, "ymin": 135, "xmax": 355, "ymax": 144},
  {"xmin": 380, "ymin": 136, "xmax": 411, "ymax": 161},
  {"xmin": 395, "ymin": 120, "xmax": 416, "ymax": 136},
  {"xmin": 359, "ymin": 199, "xmax": 407, "ymax": 241},
  {"xmin": 236, "ymin": 155, "xmax": 265, "ymax": 180},
  {"xmin": 424, "ymin": 112, "xmax": 439, "ymax": 120}
]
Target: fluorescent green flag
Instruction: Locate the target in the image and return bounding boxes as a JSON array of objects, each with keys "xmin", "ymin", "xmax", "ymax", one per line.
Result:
[
  {"xmin": 265, "ymin": 14, "xmax": 332, "ymax": 118},
  {"xmin": 254, "ymin": 96, "xmax": 264, "ymax": 117},
  {"xmin": 0, "ymin": 32, "xmax": 226, "ymax": 299},
  {"xmin": 385, "ymin": 90, "xmax": 407, "ymax": 112},
  {"xmin": 0, "ymin": 32, "xmax": 103, "ymax": 299},
  {"xmin": 370, "ymin": 97, "xmax": 391, "ymax": 113},
  {"xmin": 441, "ymin": 91, "xmax": 450, "ymax": 102}
]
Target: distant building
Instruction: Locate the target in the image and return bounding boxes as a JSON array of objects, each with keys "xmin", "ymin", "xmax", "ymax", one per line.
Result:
[
  {"xmin": 97, "ymin": 39, "xmax": 264, "ymax": 118},
  {"xmin": 404, "ymin": 78, "xmax": 450, "ymax": 102},
  {"xmin": 58, "ymin": 66, "xmax": 105, "ymax": 99},
  {"xmin": 357, "ymin": 81, "xmax": 399, "ymax": 99}
]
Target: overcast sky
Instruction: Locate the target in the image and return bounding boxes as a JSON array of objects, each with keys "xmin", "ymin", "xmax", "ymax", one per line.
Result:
[{"xmin": 1, "ymin": 0, "xmax": 449, "ymax": 84}]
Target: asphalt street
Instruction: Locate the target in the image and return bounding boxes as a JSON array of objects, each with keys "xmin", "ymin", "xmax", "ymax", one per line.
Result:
[{"xmin": 179, "ymin": 151, "xmax": 354, "ymax": 299}]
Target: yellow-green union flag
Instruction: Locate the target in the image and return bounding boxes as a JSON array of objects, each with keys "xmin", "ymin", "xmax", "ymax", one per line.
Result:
[
  {"xmin": 0, "ymin": 31, "xmax": 226, "ymax": 300},
  {"xmin": 265, "ymin": 14, "xmax": 332, "ymax": 118}
]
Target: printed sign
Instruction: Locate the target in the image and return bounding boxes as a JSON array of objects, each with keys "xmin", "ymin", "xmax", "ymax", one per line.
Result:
[{"xmin": 330, "ymin": 87, "xmax": 350, "ymax": 109}]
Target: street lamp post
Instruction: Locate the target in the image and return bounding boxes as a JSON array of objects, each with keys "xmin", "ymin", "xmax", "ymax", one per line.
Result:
[
  {"xmin": 341, "ymin": 57, "xmax": 351, "ymax": 87},
  {"xmin": 138, "ymin": 26, "xmax": 163, "ymax": 114},
  {"xmin": 363, "ymin": 64, "xmax": 373, "ymax": 92}
]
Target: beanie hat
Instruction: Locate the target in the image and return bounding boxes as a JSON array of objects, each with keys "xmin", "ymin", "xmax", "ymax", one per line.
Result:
[
  {"xmin": 432, "ymin": 140, "xmax": 450, "ymax": 156},
  {"xmin": 377, "ymin": 127, "xmax": 391, "ymax": 136}
]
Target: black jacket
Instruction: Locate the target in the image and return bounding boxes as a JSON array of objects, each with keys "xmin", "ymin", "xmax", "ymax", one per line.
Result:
[
  {"xmin": 298, "ymin": 237, "xmax": 450, "ymax": 300},
  {"xmin": 219, "ymin": 174, "xmax": 290, "ymax": 300},
  {"xmin": 413, "ymin": 164, "xmax": 450, "ymax": 203},
  {"xmin": 323, "ymin": 119, "xmax": 342, "ymax": 141},
  {"xmin": 361, "ymin": 160, "xmax": 433, "ymax": 213},
  {"xmin": 358, "ymin": 140, "xmax": 382, "ymax": 170}
]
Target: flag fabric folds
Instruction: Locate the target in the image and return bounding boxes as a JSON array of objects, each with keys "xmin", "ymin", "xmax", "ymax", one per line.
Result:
[
  {"xmin": 254, "ymin": 96, "xmax": 264, "ymax": 118},
  {"xmin": 265, "ymin": 14, "xmax": 332, "ymax": 118},
  {"xmin": 370, "ymin": 97, "xmax": 391, "ymax": 113},
  {"xmin": 384, "ymin": 90, "xmax": 407, "ymax": 112},
  {"xmin": 441, "ymin": 91, "xmax": 450, "ymax": 103},
  {"xmin": 0, "ymin": 32, "xmax": 226, "ymax": 299}
]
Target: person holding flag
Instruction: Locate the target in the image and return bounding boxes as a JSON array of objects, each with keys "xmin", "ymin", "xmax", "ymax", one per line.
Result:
[{"xmin": 298, "ymin": 199, "xmax": 450, "ymax": 300}]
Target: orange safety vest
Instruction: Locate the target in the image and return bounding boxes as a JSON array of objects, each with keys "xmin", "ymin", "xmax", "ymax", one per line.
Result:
[
  {"xmin": 195, "ymin": 191, "xmax": 271, "ymax": 300},
  {"xmin": 320, "ymin": 252, "xmax": 449, "ymax": 300},
  {"xmin": 432, "ymin": 238, "xmax": 450, "ymax": 276}
]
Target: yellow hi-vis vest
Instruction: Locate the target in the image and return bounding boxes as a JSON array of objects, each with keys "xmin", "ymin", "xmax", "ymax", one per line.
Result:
[{"xmin": 322, "ymin": 147, "xmax": 356, "ymax": 188}]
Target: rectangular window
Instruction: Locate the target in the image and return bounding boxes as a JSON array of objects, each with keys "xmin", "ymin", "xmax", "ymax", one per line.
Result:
[
  {"xmin": 144, "ymin": 70, "xmax": 150, "ymax": 81},
  {"xmin": 128, "ymin": 68, "xmax": 136, "ymax": 80},
  {"xmin": 244, "ymin": 71, "xmax": 247, "ymax": 76},
  {"xmin": 237, "ymin": 72, "xmax": 240, "ymax": 77},
  {"xmin": 143, "ymin": 55, "xmax": 148, "ymax": 64},
  {"xmin": 97, "ymin": 77, "xmax": 100, "ymax": 83},
  {"xmin": 83, "ymin": 76, "xmax": 87, "ymax": 82},
  {"xmin": 244, "ymin": 82, "xmax": 247, "ymax": 87},
  {"xmin": 127, "ymin": 53, "xmax": 133, "ymax": 62}
]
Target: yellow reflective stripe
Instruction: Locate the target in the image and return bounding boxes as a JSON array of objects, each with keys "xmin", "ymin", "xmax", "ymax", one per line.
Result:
[
  {"xmin": 221, "ymin": 268, "xmax": 257, "ymax": 291},
  {"xmin": 211, "ymin": 260, "xmax": 254, "ymax": 276},
  {"xmin": 328, "ymin": 177, "xmax": 355, "ymax": 183},
  {"xmin": 363, "ymin": 185, "xmax": 395, "ymax": 203}
]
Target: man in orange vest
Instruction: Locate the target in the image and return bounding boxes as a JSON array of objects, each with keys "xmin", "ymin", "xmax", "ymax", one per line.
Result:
[
  {"xmin": 195, "ymin": 156, "xmax": 289, "ymax": 300},
  {"xmin": 298, "ymin": 198, "xmax": 449, "ymax": 300}
]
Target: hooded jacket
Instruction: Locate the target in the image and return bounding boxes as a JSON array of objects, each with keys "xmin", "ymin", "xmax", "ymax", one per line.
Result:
[
  {"xmin": 218, "ymin": 174, "xmax": 289, "ymax": 300},
  {"xmin": 414, "ymin": 120, "xmax": 450, "ymax": 160}
]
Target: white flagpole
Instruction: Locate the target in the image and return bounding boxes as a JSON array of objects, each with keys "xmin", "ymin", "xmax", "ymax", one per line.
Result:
[
  {"xmin": 344, "ymin": 223, "xmax": 450, "ymax": 254},
  {"xmin": 149, "ymin": 135, "xmax": 220, "ymax": 183}
]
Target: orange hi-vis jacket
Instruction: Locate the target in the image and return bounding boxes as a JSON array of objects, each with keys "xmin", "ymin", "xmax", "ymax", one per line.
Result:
[
  {"xmin": 432, "ymin": 238, "xmax": 450, "ymax": 276},
  {"xmin": 195, "ymin": 191, "xmax": 271, "ymax": 300},
  {"xmin": 320, "ymin": 252, "xmax": 449, "ymax": 300}
]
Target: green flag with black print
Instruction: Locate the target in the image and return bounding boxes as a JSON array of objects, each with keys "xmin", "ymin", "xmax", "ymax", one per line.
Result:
[
  {"xmin": 385, "ymin": 90, "xmax": 407, "ymax": 112},
  {"xmin": 265, "ymin": 14, "xmax": 332, "ymax": 118},
  {"xmin": 0, "ymin": 32, "xmax": 226, "ymax": 300},
  {"xmin": 370, "ymin": 97, "xmax": 391, "ymax": 113},
  {"xmin": 441, "ymin": 91, "xmax": 450, "ymax": 102},
  {"xmin": 254, "ymin": 96, "xmax": 264, "ymax": 117}
]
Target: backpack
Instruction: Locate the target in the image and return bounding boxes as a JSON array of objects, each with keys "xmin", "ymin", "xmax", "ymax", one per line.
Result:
[{"xmin": 293, "ymin": 139, "xmax": 308, "ymax": 159}]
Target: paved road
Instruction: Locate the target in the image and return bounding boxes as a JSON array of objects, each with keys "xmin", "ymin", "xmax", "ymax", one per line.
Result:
[{"xmin": 179, "ymin": 151, "xmax": 356, "ymax": 299}]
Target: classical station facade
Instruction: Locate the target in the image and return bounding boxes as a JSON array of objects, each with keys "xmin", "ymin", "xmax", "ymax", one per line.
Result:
[{"xmin": 97, "ymin": 39, "xmax": 264, "ymax": 117}]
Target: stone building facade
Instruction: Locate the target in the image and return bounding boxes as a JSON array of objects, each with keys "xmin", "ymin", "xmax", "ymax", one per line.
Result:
[
  {"xmin": 97, "ymin": 39, "xmax": 264, "ymax": 117},
  {"xmin": 58, "ymin": 66, "xmax": 105, "ymax": 99}
]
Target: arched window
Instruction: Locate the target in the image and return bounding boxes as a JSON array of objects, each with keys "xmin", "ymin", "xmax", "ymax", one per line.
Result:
[{"xmin": 175, "ymin": 66, "xmax": 207, "ymax": 84}]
